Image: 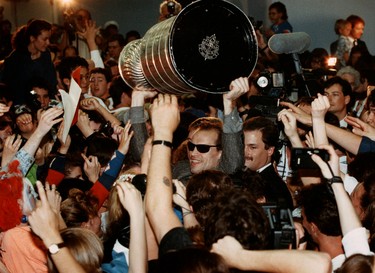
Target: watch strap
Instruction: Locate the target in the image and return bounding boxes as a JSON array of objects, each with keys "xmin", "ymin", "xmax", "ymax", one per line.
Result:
[
  {"xmin": 327, "ymin": 176, "xmax": 343, "ymax": 185},
  {"xmin": 48, "ymin": 242, "xmax": 66, "ymax": 255}
]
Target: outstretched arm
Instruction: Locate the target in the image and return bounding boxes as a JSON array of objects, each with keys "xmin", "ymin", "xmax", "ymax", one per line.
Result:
[
  {"xmin": 117, "ymin": 181, "xmax": 147, "ymax": 273},
  {"xmin": 212, "ymin": 236, "xmax": 331, "ymax": 273},
  {"xmin": 145, "ymin": 94, "xmax": 181, "ymax": 242}
]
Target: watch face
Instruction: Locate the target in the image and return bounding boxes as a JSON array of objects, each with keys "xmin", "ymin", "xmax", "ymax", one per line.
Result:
[{"xmin": 49, "ymin": 244, "xmax": 59, "ymax": 254}]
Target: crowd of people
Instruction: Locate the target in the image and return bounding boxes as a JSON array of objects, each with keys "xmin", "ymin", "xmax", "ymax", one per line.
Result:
[{"xmin": 0, "ymin": 0, "xmax": 374, "ymax": 272}]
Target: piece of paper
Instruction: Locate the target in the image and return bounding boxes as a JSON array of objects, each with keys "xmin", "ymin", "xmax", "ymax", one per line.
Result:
[{"xmin": 58, "ymin": 78, "xmax": 81, "ymax": 143}]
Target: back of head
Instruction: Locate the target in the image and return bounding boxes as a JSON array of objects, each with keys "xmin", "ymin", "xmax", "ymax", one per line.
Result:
[
  {"xmin": 298, "ymin": 183, "xmax": 341, "ymax": 236},
  {"xmin": 85, "ymin": 133, "xmax": 118, "ymax": 166},
  {"xmin": 60, "ymin": 189, "xmax": 98, "ymax": 228},
  {"xmin": 186, "ymin": 170, "xmax": 233, "ymax": 226},
  {"xmin": 51, "ymin": 228, "xmax": 103, "ymax": 273},
  {"xmin": 109, "ymin": 75, "xmax": 132, "ymax": 108},
  {"xmin": 336, "ymin": 66, "xmax": 360, "ymax": 92},
  {"xmin": 108, "ymin": 33, "xmax": 126, "ymax": 47},
  {"xmin": 348, "ymin": 152, "xmax": 375, "ymax": 182},
  {"xmin": 335, "ymin": 254, "xmax": 374, "ymax": 273},
  {"xmin": 159, "ymin": 247, "xmax": 230, "ymax": 273},
  {"xmin": 204, "ymin": 187, "xmax": 270, "ymax": 250}
]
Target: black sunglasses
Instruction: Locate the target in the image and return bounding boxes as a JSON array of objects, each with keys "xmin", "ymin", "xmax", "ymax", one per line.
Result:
[{"xmin": 187, "ymin": 141, "xmax": 220, "ymax": 153}]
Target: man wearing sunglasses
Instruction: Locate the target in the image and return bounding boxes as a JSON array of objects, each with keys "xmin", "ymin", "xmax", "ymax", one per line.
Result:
[
  {"xmin": 172, "ymin": 77, "xmax": 249, "ymax": 180},
  {"xmin": 243, "ymin": 116, "xmax": 293, "ymax": 209}
]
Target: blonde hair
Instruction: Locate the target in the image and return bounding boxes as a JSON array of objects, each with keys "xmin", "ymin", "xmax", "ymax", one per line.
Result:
[{"xmin": 48, "ymin": 228, "xmax": 103, "ymax": 273}]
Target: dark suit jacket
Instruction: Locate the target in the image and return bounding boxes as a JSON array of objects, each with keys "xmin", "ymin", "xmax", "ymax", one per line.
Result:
[{"xmin": 259, "ymin": 164, "xmax": 294, "ymax": 210}]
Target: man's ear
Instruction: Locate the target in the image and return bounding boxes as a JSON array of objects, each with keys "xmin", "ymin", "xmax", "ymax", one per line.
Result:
[
  {"xmin": 267, "ymin": 146, "xmax": 275, "ymax": 157},
  {"xmin": 345, "ymin": 95, "xmax": 350, "ymax": 106}
]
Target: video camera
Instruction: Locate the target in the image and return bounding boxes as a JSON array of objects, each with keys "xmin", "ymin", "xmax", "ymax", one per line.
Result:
[{"xmin": 262, "ymin": 203, "xmax": 296, "ymax": 249}]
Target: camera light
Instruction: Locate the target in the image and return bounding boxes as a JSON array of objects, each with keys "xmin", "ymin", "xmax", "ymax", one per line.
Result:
[
  {"xmin": 256, "ymin": 76, "xmax": 269, "ymax": 88},
  {"xmin": 327, "ymin": 57, "xmax": 337, "ymax": 67}
]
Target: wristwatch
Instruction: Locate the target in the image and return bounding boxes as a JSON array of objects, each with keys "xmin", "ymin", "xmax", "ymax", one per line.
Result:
[
  {"xmin": 326, "ymin": 176, "xmax": 343, "ymax": 186},
  {"xmin": 48, "ymin": 242, "xmax": 66, "ymax": 255}
]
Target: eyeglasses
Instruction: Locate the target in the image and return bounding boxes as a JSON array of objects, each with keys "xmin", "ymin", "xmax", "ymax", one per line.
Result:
[{"xmin": 187, "ymin": 141, "xmax": 220, "ymax": 153}]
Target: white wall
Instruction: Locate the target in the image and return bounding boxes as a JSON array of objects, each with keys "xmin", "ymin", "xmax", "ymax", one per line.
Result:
[{"xmin": 1, "ymin": 0, "xmax": 374, "ymax": 55}]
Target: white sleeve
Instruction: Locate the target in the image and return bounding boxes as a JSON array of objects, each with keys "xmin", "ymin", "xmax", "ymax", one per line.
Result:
[
  {"xmin": 342, "ymin": 227, "xmax": 373, "ymax": 257},
  {"xmin": 90, "ymin": 49, "xmax": 105, "ymax": 68},
  {"xmin": 343, "ymin": 174, "xmax": 359, "ymax": 195}
]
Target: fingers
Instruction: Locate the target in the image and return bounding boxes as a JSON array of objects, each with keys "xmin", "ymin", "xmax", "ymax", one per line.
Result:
[{"xmin": 36, "ymin": 181, "xmax": 48, "ymax": 205}]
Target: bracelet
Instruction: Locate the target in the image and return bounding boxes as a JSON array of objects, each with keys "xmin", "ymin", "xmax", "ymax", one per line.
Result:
[
  {"xmin": 152, "ymin": 140, "xmax": 173, "ymax": 148},
  {"xmin": 183, "ymin": 211, "xmax": 193, "ymax": 217},
  {"xmin": 326, "ymin": 176, "xmax": 343, "ymax": 186}
]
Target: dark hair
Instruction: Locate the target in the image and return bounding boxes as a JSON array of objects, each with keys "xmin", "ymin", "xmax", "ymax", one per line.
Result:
[
  {"xmin": 186, "ymin": 170, "xmax": 233, "ymax": 227},
  {"xmin": 57, "ymin": 56, "xmax": 89, "ymax": 87},
  {"xmin": 335, "ymin": 254, "xmax": 374, "ymax": 273},
  {"xmin": 243, "ymin": 116, "xmax": 279, "ymax": 149},
  {"xmin": 298, "ymin": 183, "xmax": 342, "ymax": 236},
  {"xmin": 361, "ymin": 172, "xmax": 375, "ymax": 212},
  {"xmin": 366, "ymin": 88, "xmax": 375, "ymax": 109},
  {"xmin": 12, "ymin": 19, "xmax": 51, "ymax": 51},
  {"xmin": 269, "ymin": 2, "xmax": 288, "ymax": 20},
  {"xmin": 346, "ymin": 15, "xmax": 365, "ymax": 28},
  {"xmin": 90, "ymin": 67, "xmax": 112, "ymax": 83},
  {"xmin": 109, "ymin": 76, "xmax": 132, "ymax": 108},
  {"xmin": 29, "ymin": 77, "xmax": 51, "ymax": 93},
  {"xmin": 348, "ymin": 152, "xmax": 375, "ymax": 182},
  {"xmin": 62, "ymin": 45, "xmax": 78, "ymax": 57},
  {"xmin": 26, "ymin": 19, "xmax": 51, "ymax": 37},
  {"xmin": 85, "ymin": 133, "xmax": 118, "ymax": 166},
  {"xmin": 323, "ymin": 76, "xmax": 352, "ymax": 96},
  {"xmin": 204, "ymin": 188, "xmax": 270, "ymax": 250},
  {"xmin": 159, "ymin": 246, "xmax": 230, "ymax": 273},
  {"xmin": 108, "ymin": 34, "xmax": 126, "ymax": 47},
  {"xmin": 125, "ymin": 30, "xmax": 141, "ymax": 44}
]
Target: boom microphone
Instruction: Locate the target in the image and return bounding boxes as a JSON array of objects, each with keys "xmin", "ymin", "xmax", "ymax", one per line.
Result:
[{"xmin": 268, "ymin": 32, "xmax": 311, "ymax": 54}]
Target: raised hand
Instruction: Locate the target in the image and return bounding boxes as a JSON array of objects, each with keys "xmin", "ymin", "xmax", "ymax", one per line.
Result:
[
  {"xmin": 1, "ymin": 134, "xmax": 22, "ymax": 168},
  {"xmin": 57, "ymin": 121, "xmax": 71, "ymax": 152},
  {"xmin": 279, "ymin": 101, "xmax": 312, "ymax": 126},
  {"xmin": 116, "ymin": 181, "xmax": 144, "ymax": 218},
  {"xmin": 311, "ymin": 94, "xmax": 330, "ymax": 120},
  {"xmin": 28, "ymin": 181, "xmax": 61, "ymax": 246},
  {"xmin": 117, "ymin": 121, "xmax": 134, "ymax": 155},
  {"xmin": 35, "ymin": 107, "xmax": 64, "ymax": 137},
  {"xmin": 223, "ymin": 77, "xmax": 249, "ymax": 115},
  {"xmin": 0, "ymin": 103, "xmax": 10, "ymax": 117},
  {"xmin": 80, "ymin": 97, "xmax": 101, "ymax": 111},
  {"xmin": 310, "ymin": 144, "xmax": 339, "ymax": 179},
  {"xmin": 150, "ymin": 94, "xmax": 180, "ymax": 140},
  {"xmin": 345, "ymin": 116, "xmax": 375, "ymax": 141},
  {"xmin": 81, "ymin": 153, "xmax": 101, "ymax": 183}
]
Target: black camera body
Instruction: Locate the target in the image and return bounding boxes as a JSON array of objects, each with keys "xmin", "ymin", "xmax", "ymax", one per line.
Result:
[{"xmin": 262, "ymin": 203, "xmax": 296, "ymax": 249}]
